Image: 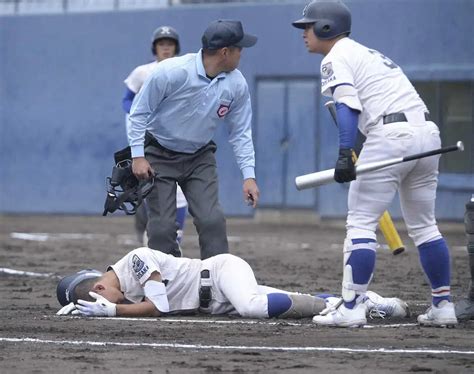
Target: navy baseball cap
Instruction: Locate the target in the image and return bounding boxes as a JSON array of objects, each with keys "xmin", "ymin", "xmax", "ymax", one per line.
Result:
[{"xmin": 202, "ymin": 20, "xmax": 257, "ymax": 50}]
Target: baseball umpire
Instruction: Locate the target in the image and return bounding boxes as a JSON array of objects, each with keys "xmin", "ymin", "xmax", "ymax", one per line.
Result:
[
  {"xmin": 122, "ymin": 26, "xmax": 188, "ymax": 247},
  {"xmin": 293, "ymin": 0, "xmax": 457, "ymax": 327},
  {"xmin": 56, "ymin": 247, "xmax": 409, "ymax": 320},
  {"xmin": 128, "ymin": 20, "xmax": 260, "ymax": 260}
]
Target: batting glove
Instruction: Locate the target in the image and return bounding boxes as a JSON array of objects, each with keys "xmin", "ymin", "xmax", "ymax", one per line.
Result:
[
  {"xmin": 75, "ymin": 292, "xmax": 117, "ymax": 317},
  {"xmin": 56, "ymin": 302, "xmax": 77, "ymax": 315},
  {"xmin": 334, "ymin": 148, "xmax": 357, "ymax": 183}
]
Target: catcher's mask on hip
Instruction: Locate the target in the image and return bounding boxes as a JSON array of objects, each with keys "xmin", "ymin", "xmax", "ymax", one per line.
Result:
[{"xmin": 103, "ymin": 147, "xmax": 155, "ymax": 216}]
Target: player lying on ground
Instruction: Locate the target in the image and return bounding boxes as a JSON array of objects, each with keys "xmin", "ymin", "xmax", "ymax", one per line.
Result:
[{"xmin": 56, "ymin": 247, "xmax": 408, "ymax": 320}]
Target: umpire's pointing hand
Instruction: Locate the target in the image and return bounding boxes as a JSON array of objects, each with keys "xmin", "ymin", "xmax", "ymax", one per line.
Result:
[
  {"xmin": 243, "ymin": 178, "xmax": 259, "ymax": 208},
  {"xmin": 132, "ymin": 157, "xmax": 155, "ymax": 180}
]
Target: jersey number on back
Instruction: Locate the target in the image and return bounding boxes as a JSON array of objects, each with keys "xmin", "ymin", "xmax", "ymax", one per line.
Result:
[{"xmin": 368, "ymin": 49, "xmax": 398, "ymax": 70}]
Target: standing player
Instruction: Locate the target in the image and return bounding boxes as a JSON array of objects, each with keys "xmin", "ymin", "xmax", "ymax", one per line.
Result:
[
  {"xmin": 56, "ymin": 247, "xmax": 409, "ymax": 320},
  {"xmin": 128, "ymin": 20, "xmax": 260, "ymax": 260},
  {"xmin": 292, "ymin": 0, "xmax": 457, "ymax": 327},
  {"xmin": 122, "ymin": 26, "xmax": 188, "ymax": 247}
]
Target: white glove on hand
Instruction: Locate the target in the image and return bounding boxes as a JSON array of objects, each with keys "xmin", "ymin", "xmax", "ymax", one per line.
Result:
[
  {"xmin": 75, "ymin": 291, "xmax": 117, "ymax": 317},
  {"xmin": 56, "ymin": 302, "xmax": 77, "ymax": 315}
]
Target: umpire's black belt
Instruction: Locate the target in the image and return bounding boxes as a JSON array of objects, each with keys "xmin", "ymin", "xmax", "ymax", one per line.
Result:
[
  {"xmin": 383, "ymin": 112, "xmax": 431, "ymax": 124},
  {"xmin": 199, "ymin": 270, "xmax": 212, "ymax": 308}
]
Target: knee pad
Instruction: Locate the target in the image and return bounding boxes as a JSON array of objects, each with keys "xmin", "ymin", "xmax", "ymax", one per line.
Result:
[
  {"xmin": 346, "ymin": 227, "xmax": 377, "ymax": 242},
  {"xmin": 342, "ymin": 238, "xmax": 377, "ymax": 303}
]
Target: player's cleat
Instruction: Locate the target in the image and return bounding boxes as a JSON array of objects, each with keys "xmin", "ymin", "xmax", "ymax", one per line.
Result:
[
  {"xmin": 312, "ymin": 302, "xmax": 366, "ymax": 327},
  {"xmin": 417, "ymin": 300, "xmax": 458, "ymax": 327},
  {"xmin": 454, "ymin": 298, "xmax": 474, "ymax": 320},
  {"xmin": 363, "ymin": 291, "xmax": 410, "ymax": 319}
]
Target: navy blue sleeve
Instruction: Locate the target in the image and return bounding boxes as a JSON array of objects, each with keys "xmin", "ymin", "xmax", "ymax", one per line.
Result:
[
  {"xmin": 122, "ymin": 87, "xmax": 136, "ymax": 114},
  {"xmin": 335, "ymin": 102, "xmax": 359, "ymax": 150}
]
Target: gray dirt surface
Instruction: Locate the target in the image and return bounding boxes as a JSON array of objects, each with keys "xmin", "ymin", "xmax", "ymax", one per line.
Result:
[{"xmin": 0, "ymin": 215, "xmax": 472, "ymax": 373}]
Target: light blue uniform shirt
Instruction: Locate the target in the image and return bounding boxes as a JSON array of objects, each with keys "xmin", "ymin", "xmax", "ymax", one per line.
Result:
[{"xmin": 128, "ymin": 50, "xmax": 255, "ymax": 180}]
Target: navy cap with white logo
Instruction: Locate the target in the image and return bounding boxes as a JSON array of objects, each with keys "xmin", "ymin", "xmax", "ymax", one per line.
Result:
[{"xmin": 202, "ymin": 20, "xmax": 257, "ymax": 50}]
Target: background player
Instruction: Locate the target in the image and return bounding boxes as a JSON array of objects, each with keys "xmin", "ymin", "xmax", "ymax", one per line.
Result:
[
  {"xmin": 292, "ymin": 0, "xmax": 457, "ymax": 327},
  {"xmin": 122, "ymin": 26, "xmax": 188, "ymax": 247},
  {"xmin": 56, "ymin": 247, "xmax": 409, "ymax": 320},
  {"xmin": 128, "ymin": 20, "xmax": 260, "ymax": 260}
]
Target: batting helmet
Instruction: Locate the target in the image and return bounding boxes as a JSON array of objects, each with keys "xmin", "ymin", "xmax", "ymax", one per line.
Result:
[
  {"xmin": 56, "ymin": 269, "xmax": 102, "ymax": 306},
  {"xmin": 292, "ymin": 0, "xmax": 351, "ymax": 40},
  {"xmin": 151, "ymin": 26, "xmax": 180, "ymax": 55}
]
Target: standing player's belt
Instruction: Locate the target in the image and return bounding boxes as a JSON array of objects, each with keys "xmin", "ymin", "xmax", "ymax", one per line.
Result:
[
  {"xmin": 199, "ymin": 270, "xmax": 212, "ymax": 308},
  {"xmin": 383, "ymin": 112, "xmax": 431, "ymax": 124}
]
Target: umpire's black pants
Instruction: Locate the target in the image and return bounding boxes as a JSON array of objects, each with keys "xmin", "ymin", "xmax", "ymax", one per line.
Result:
[{"xmin": 145, "ymin": 137, "xmax": 229, "ymax": 259}]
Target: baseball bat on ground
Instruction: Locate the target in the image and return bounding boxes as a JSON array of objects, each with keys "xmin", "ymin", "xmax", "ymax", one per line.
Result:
[
  {"xmin": 324, "ymin": 101, "xmax": 406, "ymax": 255},
  {"xmin": 296, "ymin": 141, "xmax": 464, "ymax": 190}
]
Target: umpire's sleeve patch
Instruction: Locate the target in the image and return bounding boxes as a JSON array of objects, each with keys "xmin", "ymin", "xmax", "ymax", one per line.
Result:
[{"xmin": 132, "ymin": 254, "xmax": 149, "ymax": 280}]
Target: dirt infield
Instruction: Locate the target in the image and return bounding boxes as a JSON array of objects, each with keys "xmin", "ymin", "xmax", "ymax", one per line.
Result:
[{"xmin": 0, "ymin": 215, "xmax": 473, "ymax": 373}]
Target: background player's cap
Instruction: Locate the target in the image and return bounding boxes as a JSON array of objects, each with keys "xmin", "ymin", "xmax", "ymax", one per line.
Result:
[
  {"xmin": 202, "ymin": 20, "xmax": 257, "ymax": 50},
  {"xmin": 56, "ymin": 269, "xmax": 102, "ymax": 306}
]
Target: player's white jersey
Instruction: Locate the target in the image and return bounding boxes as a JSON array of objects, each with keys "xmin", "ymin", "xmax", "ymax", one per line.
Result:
[
  {"xmin": 110, "ymin": 247, "xmax": 201, "ymax": 311},
  {"xmin": 124, "ymin": 61, "xmax": 159, "ymax": 94},
  {"xmin": 320, "ymin": 38, "xmax": 427, "ymax": 135}
]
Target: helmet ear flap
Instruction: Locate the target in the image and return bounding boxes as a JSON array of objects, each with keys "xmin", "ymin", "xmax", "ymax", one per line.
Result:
[{"xmin": 313, "ymin": 19, "xmax": 336, "ymax": 39}]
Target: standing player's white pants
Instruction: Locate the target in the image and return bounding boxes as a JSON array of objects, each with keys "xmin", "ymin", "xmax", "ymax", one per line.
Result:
[
  {"xmin": 201, "ymin": 254, "xmax": 292, "ymax": 318},
  {"xmin": 347, "ymin": 118, "xmax": 442, "ymax": 246}
]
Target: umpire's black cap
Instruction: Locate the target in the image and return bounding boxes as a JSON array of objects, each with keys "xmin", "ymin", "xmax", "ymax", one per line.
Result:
[
  {"xmin": 56, "ymin": 269, "xmax": 102, "ymax": 306},
  {"xmin": 202, "ymin": 20, "xmax": 257, "ymax": 50}
]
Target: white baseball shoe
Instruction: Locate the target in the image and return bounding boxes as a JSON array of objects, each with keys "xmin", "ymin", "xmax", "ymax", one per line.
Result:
[
  {"xmin": 312, "ymin": 302, "xmax": 366, "ymax": 327},
  {"xmin": 363, "ymin": 291, "xmax": 410, "ymax": 319},
  {"xmin": 417, "ymin": 300, "xmax": 458, "ymax": 327}
]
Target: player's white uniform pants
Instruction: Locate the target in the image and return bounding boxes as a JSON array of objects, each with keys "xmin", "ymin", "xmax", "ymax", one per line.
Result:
[
  {"xmin": 347, "ymin": 117, "xmax": 442, "ymax": 246},
  {"xmin": 200, "ymin": 254, "xmax": 291, "ymax": 318}
]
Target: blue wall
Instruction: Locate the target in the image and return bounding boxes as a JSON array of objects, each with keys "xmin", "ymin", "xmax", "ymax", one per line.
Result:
[{"xmin": 1, "ymin": 0, "xmax": 473, "ymax": 218}]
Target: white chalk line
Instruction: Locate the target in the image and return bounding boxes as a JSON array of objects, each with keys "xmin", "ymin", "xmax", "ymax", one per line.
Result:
[
  {"xmin": 10, "ymin": 232, "xmax": 110, "ymax": 241},
  {"xmin": 8, "ymin": 232, "xmax": 241, "ymax": 242},
  {"xmin": 9, "ymin": 232, "xmax": 312, "ymax": 249},
  {"xmin": 0, "ymin": 267, "xmax": 60, "ymax": 278},
  {"xmin": 1, "ymin": 337, "xmax": 472, "ymax": 355},
  {"xmin": 9, "ymin": 232, "xmax": 466, "ymax": 253},
  {"xmin": 53, "ymin": 315, "xmax": 419, "ymax": 329}
]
